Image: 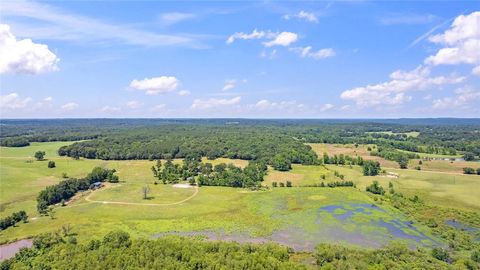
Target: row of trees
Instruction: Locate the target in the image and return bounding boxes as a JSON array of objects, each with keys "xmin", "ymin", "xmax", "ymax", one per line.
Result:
[
  {"xmin": 370, "ymin": 147, "xmax": 418, "ymax": 169},
  {"xmin": 0, "ymin": 211, "xmax": 28, "ymax": 230},
  {"xmin": 322, "ymin": 153, "xmax": 365, "ymax": 166},
  {"xmin": 151, "ymin": 157, "xmax": 267, "ymax": 188},
  {"xmin": 463, "ymin": 167, "xmax": 480, "ymax": 175},
  {"xmin": 37, "ymin": 167, "xmax": 119, "ymax": 213}
]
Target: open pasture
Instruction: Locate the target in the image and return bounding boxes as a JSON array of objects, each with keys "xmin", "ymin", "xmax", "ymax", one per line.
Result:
[
  {"xmin": 1, "ymin": 142, "xmax": 443, "ymax": 250},
  {"xmin": 307, "ymin": 143, "xmax": 399, "ymax": 168}
]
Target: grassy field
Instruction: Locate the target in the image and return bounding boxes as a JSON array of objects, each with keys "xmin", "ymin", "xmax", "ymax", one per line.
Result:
[
  {"xmin": 0, "ymin": 141, "xmax": 449, "ymax": 250},
  {"xmin": 307, "ymin": 143, "xmax": 399, "ymax": 168},
  {"xmin": 308, "ymin": 143, "xmax": 477, "ymax": 174}
]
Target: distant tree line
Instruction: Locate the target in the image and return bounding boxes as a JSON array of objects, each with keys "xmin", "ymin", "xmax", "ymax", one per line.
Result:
[
  {"xmin": 0, "ymin": 211, "xmax": 28, "ymax": 231},
  {"xmin": 37, "ymin": 167, "xmax": 119, "ymax": 213}
]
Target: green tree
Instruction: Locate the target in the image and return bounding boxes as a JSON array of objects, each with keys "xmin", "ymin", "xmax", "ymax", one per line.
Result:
[
  {"xmin": 34, "ymin": 151, "xmax": 46, "ymax": 161},
  {"xmin": 272, "ymin": 155, "xmax": 291, "ymax": 171},
  {"xmin": 48, "ymin": 161, "xmax": 56, "ymax": 168},
  {"xmin": 463, "ymin": 152, "xmax": 475, "ymax": 161}
]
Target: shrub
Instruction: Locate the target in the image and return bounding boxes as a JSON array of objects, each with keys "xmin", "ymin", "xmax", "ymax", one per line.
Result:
[
  {"xmin": 48, "ymin": 161, "xmax": 56, "ymax": 168},
  {"xmin": 272, "ymin": 182, "xmax": 278, "ymax": 187},
  {"xmin": 431, "ymin": 247, "xmax": 449, "ymax": 262},
  {"xmin": 463, "ymin": 167, "xmax": 475, "ymax": 174},
  {"xmin": 279, "ymin": 182, "xmax": 285, "ymax": 187},
  {"xmin": 286, "ymin": 181, "xmax": 292, "ymax": 187},
  {"xmin": 366, "ymin": 181, "xmax": 385, "ymax": 195}
]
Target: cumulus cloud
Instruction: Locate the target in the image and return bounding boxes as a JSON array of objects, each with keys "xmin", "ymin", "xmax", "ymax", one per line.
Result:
[
  {"xmin": 101, "ymin": 105, "xmax": 120, "ymax": 113},
  {"xmin": 0, "ymin": 92, "xmax": 32, "ymax": 109},
  {"xmin": 425, "ymin": 12, "xmax": 480, "ymax": 69},
  {"xmin": 283, "ymin": 11, "xmax": 318, "ymax": 23},
  {"xmin": 126, "ymin": 100, "xmax": 141, "ymax": 109},
  {"xmin": 263, "ymin": 32, "xmax": 298, "ymax": 47},
  {"xmin": 340, "ymin": 66, "xmax": 464, "ymax": 107},
  {"xmin": 151, "ymin": 104, "xmax": 167, "ymax": 112},
  {"xmin": 222, "ymin": 80, "xmax": 237, "ymax": 91},
  {"xmin": 191, "ymin": 96, "xmax": 241, "ymax": 110},
  {"xmin": 319, "ymin": 103, "xmax": 334, "ymax": 112},
  {"xmin": 432, "ymin": 87, "xmax": 480, "ymax": 110},
  {"xmin": 254, "ymin": 100, "xmax": 306, "ymax": 112},
  {"xmin": 473, "ymin": 65, "xmax": 480, "ymax": 76},
  {"xmin": 129, "ymin": 76, "xmax": 179, "ymax": 95},
  {"xmin": 178, "ymin": 90, "xmax": 190, "ymax": 96},
  {"xmin": 61, "ymin": 102, "xmax": 78, "ymax": 111},
  {"xmin": 290, "ymin": 46, "xmax": 335, "ymax": 59},
  {"xmin": 226, "ymin": 29, "xmax": 270, "ymax": 44},
  {"xmin": 0, "ymin": 24, "xmax": 59, "ymax": 74}
]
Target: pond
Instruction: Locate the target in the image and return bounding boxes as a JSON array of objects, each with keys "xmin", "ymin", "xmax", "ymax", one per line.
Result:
[{"xmin": 0, "ymin": 239, "xmax": 33, "ymax": 261}]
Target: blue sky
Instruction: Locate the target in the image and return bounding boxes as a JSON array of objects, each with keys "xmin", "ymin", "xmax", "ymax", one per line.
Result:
[{"xmin": 0, "ymin": 0, "xmax": 479, "ymax": 118}]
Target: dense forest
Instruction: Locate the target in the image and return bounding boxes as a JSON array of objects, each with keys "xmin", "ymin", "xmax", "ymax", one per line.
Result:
[
  {"xmin": 1, "ymin": 230, "xmax": 465, "ymax": 270},
  {"xmin": 1, "ymin": 119, "xmax": 479, "ymax": 159}
]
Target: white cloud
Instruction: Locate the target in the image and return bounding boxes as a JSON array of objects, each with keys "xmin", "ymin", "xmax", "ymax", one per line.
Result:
[
  {"xmin": 61, "ymin": 102, "xmax": 78, "ymax": 111},
  {"xmin": 263, "ymin": 32, "xmax": 298, "ymax": 47},
  {"xmin": 129, "ymin": 76, "xmax": 179, "ymax": 95},
  {"xmin": 0, "ymin": 93, "xmax": 32, "ymax": 109},
  {"xmin": 432, "ymin": 87, "xmax": 480, "ymax": 110},
  {"xmin": 191, "ymin": 96, "xmax": 241, "ymax": 110},
  {"xmin": 0, "ymin": 24, "xmax": 59, "ymax": 74},
  {"xmin": 222, "ymin": 80, "xmax": 236, "ymax": 91},
  {"xmin": 425, "ymin": 12, "xmax": 480, "ymax": 66},
  {"xmin": 473, "ymin": 65, "xmax": 480, "ymax": 76},
  {"xmin": 1, "ymin": 0, "xmax": 195, "ymax": 47},
  {"xmin": 151, "ymin": 104, "xmax": 166, "ymax": 112},
  {"xmin": 43, "ymin": 96, "xmax": 53, "ymax": 102},
  {"xmin": 126, "ymin": 100, "xmax": 141, "ymax": 109},
  {"xmin": 319, "ymin": 103, "xmax": 334, "ymax": 112},
  {"xmin": 178, "ymin": 90, "xmax": 190, "ymax": 96},
  {"xmin": 283, "ymin": 11, "xmax": 318, "ymax": 23},
  {"xmin": 101, "ymin": 105, "xmax": 120, "ymax": 113},
  {"xmin": 290, "ymin": 46, "xmax": 335, "ymax": 59},
  {"xmin": 159, "ymin": 12, "xmax": 195, "ymax": 26},
  {"xmin": 226, "ymin": 29, "xmax": 273, "ymax": 44},
  {"xmin": 341, "ymin": 66, "xmax": 464, "ymax": 107},
  {"xmin": 254, "ymin": 100, "xmax": 306, "ymax": 112}
]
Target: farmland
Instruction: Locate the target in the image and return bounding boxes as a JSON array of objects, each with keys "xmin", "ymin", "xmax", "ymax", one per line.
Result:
[{"xmin": 1, "ymin": 119, "xmax": 479, "ymax": 269}]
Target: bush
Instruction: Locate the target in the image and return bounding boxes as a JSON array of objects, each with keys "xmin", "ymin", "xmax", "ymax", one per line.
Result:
[
  {"xmin": 366, "ymin": 181, "xmax": 385, "ymax": 195},
  {"xmin": 463, "ymin": 167, "xmax": 476, "ymax": 174},
  {"xmin": 272, "ymin": 182, "xmax": 278, "ymax": 187},
  {"xmin": 431, "ymin": 247, "xmax": 449, "ymax": 262},
  {"xmin": 34, "ymin": 151, "xmax": 45, "ymax": 161},
  {"xmin": 362, "ymin": 160, "xmax": 381, "ymax": 176},
  {"xmin": 286, "ymin": 181, "xmax": 292, "ymax": 187},
  {"xmin": 48, "ymin": 161, "xmax": 56, "ymax": 168},
  {"xmin": 279, "ymin": 182, "xmax": 285, "ymax": 187}
]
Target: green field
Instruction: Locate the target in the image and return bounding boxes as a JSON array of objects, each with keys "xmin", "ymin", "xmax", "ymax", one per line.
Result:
[{"xmin": 0, "ymin": 142, "xmax": 449, "ymax": 250}]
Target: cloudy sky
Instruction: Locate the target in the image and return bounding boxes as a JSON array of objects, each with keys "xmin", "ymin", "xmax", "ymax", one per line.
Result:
[{"xmin": 0, "ymin": 0, "xmax": 479, "ymax": 118}]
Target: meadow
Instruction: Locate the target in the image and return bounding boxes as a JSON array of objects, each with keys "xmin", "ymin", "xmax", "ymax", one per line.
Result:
[{"xmin": 0, "ymin": 141, "xmax": 449, "ymax": 251}]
